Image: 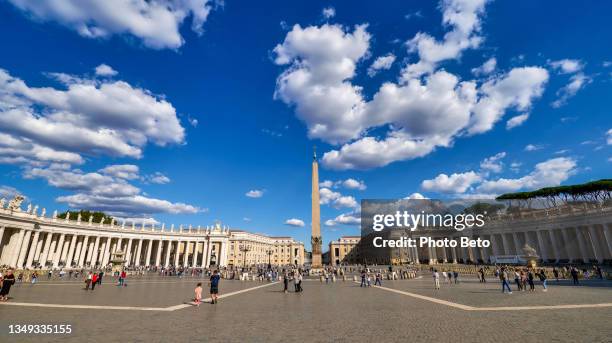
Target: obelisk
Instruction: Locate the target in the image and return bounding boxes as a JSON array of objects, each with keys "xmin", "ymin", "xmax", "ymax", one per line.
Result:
[{"xmin": 311, "ymin": 147, "xmax": 322, "ymax": 268}]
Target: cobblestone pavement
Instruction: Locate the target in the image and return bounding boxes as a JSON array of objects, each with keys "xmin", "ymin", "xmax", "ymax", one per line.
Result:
[{"xmin": 1, "ymin": 274, "xmax": 611, "ymax": 343}]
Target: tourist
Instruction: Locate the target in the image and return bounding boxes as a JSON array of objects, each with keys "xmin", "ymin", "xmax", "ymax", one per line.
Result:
[
  {"xmin": 297, "ymin": 272, "xmax": 303, "ymax": 292},
  {"xmin": 527, "ymin": 269, "xmax": 535, "ymax": 292},
  {"xmin": 442, "ymin": 271, "xmax": 448, "ymax": 284},
  {"xmin": 283, "ymin": 272, "xmax": 289, "ymax": 293},
  {"xmin": 375, "ymin": 272, "xmax": 382, "ymax": 286},
  {"xmin": 91, "ymin": 272, "xmax": 98, "ymax": 290},
  {"xmin": 293, "ymin": 272, "xmax": 299, "ymax": 292},
  {"xmin": 118, "ymin": 270, "xmax": 127, "ymax": 287},
  {"xmin": 210, "ymin": 270, "xmax": 220, "ymax": 304},
  {"xmin": 500, "ymin": 268, "xmax": 512, "ymax": 294},
  {"xmin": 17, "ymin": 271, "xmax": 23, "ymax": 283},
  {"xmin": 570, "ymin": 267, "xmax": 579, "ymax": 285},
  {"xmin": 97, "ymin": 271, "xmax": 104, "ymax": 285},
  {"xmin": 596, "ymin": 266, "xmax": 603, "ymax": 280},
  {"xmin": 478, "ymin": 267, "xmax": 486, "ymax": 283},
  {"xmin": 0, "ymin": 269, "xmax": 16, "ymax": 301},
  {"xmin": 453, "ymin": 271, "xmax": 459, "ymax": 284},
  {"xmin": 433, "ymin": 269, "xmax": 440, "ymax": 290},
  {"xmin": 553, "ymin": 267, "xmax": 559, "ymax": 282},
  {"xmin": 366, "ymin": 272, "xmax": 372, "ymax": 287},
  {"xmin": 514, "ymin": 269, "xmax": 522, "ymax": 291},
  {"xmin": 194, "ymin": 282, "xmax": 202, "ymax": 306},
  {"xmin": 360, "ymin": 270, "xmax": 367, "ymax": 287},
  {"xmin": 85, "ymin": 272, "xmax": 93, "ymax": 290},
  {"xmin": 31, "ymin": 271, "xmax": 38, "ymax": 284},
  {"xmin": 539, "ymin": 269, "xmax": 548, "ymax": 292}
]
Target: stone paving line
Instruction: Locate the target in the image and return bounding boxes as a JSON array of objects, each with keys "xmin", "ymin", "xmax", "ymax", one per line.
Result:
[
  {"xmin": 0, "ymin": 281, "xmax": 279, "ymax": 312},
  {"xmin": 362, "ymin": 282, "xmax": 612, "ymax": 311}
]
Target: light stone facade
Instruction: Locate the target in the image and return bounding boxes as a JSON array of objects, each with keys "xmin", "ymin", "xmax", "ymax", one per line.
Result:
[
  {"xmin": 0, "ymin": 202, "xmax": 304, "ymax": 269},
  {"xmin": 329, "ymin": 236, "xmax": 361, "ymax": 265},
  {"xmin": 341, "ymin": 204, "xmax": 612, "ymax": 266}
]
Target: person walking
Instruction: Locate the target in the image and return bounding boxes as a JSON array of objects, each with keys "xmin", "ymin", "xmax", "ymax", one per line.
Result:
[
  {"xmin": 453, "ymin": 271, "xmax": 459, "ymax": 284},
  {"xmin": 31, "ymin": 271, "xmax": 38, "ymax": 284},
  {"xmin": 210, "ymin": 270, "xmax": 220, "ymax": 304},
  {"xmin": 514, "ymin": 269, "xmax": 522, "ymax": 291},
  {"xmin": 527, "ymin": 270, "xmax": 535, "ymax": 292},
  {"xmin": 501, "ymin": 268, "xmax": 512, "ymax": 294},
  {"xmin": 91, "ymin": 273, "xmax": 98, "ymax": 291},
  {"xmin": 84, "ymin": 272, "xmax": 93, "ymax": 290},
  {"xmin": 283, "ymin": 272, "xmax": 289, "ymax": 293},
  {"xmin": 0, "ymin": 269, "xmax": 16, "ymax": 301},
  {"xmin": 374, "ymin": 272, "xmax": 382, "ymax": 286},
  {"xmin": 538, "ymin": 269, "xmax": 548, "ymax": 292},
  {"xmin": 194, "ymin": 282, "xmax": 203, "ymax": 306},
  {"xmin": 97, "ymin": 271, "xmax": 104, "ymax": 285},
  {"xmin": 433, "ymin": 269, "xmax": 440, "ymax": 290},
  {"xmin": 479, "ymin": 267, "xmax": 486, "ymax": 283}
]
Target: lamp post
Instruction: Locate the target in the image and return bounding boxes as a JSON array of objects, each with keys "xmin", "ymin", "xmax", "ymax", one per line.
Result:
[
  {"xmin": 266, "ymin": 249, "xmax": 273, "ymax": 270},
  {"xmin": 239, "ymin": 244, "xmax": 251, "ymax": 269}
]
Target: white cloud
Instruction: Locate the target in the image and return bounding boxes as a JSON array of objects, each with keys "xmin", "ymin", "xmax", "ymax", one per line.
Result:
[
  {"xmin": 551, "ymin": 73, "xmax": 591, "ymax": 108},
  {"xmin": 245, "ymin": 189, "xmax": 264, "ymax": 198},
  {"xmin": 404, "ymin": 11, "xmax": 423, "ymax": 20},
  {"xmin": 7, "ymin": 0, "xmax": 216, "ymax": 49},
  {"xmin": 402, "ymin": 0, "xmax": 488, "ymax": 79},
  {"xmin": 0, "ymin": 67, "xmax": 185, "ymax": 166},
  {"xmin": 477, "ymin": 157, "xmax": 576, "ymax": 193},
  {"xmin": 506, "ymin": 113, "xmax": 529, "ymax": 129},
  {"xmin": 23, "ymin": 164, "xmax": 200, "ymax": 216},
  {"xmin": 284, "ymin": 218, "xmax": 305, "ymax": 227},
  {"xmin": 319, "ymin": 187, "xmax": 358, "ymax": 208},
  {"xmin": 524, "ymin": 144, "xmax": 542, "ymax": 151},
  {"xmin": 95, "ymin": 64, "xmax": 117, "ymax": 77},
  {"xmin": 367, "ymin": 54, "xmax": 396, "ymax": 76},
  {"xmin": 554, "ymin": 149, "xmax": 570, "ymax": 155},
  {"xmin": 319, "ymin": 180, "xmax": 333, "ymax": 188},
  {"xmin": 322, "ymin": 7, "xmax": 335, "ymax": 19},
  {"xmin": 607, "ymin": 129, "xmax": 612, "ymax": 145},
  {"xmin": 325, "ymin": 211, "xmax": 360, "ymax": 226},
  {"xmin": 404, "ymin": 192, "xmax": 427, "ymax": 199},
  {"xmin": 471, "ymin": 57, "xmax": 496, "ymax": 76},
  {"xmin": 274, "ymin": 0, "xmax": 549, "ymax": 171},
  {"xmin": 99, "ymin": 164, "xmax": 139, "ymax": 180},
  {"xmin": 480, "ymin": 152, "xmax": 506, "ymax": 173},
  {"xmin": 143, "ymin": 172, "xmax": 170, "ymax": 185},
  {"xmin": 421, "ymin": 171, "xmax": 481, "ymax": 194},
  {"xmin": 243, "ymin": 217, "xmax": 252, "ymax": 222},
  {"xmin": 341, "ymin": 178, "xmax": 366, "ymax": 190},
  {"xmin": 549, "ymin": 59, "xmax": 583, "ymax": 74}
]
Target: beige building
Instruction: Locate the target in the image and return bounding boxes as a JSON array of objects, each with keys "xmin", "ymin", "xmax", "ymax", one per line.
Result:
[
  {"xmin": 227, "ymin": 231, "xmax": 304, "ymax": 267},
  {"xmin": 329, "ymin": 236, "xmax": 361, "ymax": 265},
  {"xmin": 0, "ymin": 199, "xmax": 304, "ymax": 269}
]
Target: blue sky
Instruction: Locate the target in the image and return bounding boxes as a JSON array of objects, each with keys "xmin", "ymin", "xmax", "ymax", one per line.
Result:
[{"xmin": 0, "ymin": 0, "xmax": 610, "ymax": 251}]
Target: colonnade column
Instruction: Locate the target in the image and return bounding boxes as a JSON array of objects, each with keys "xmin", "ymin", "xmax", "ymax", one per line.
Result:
[
  {"xmin": 164, "ymin": 241, "xmax": 171, "ymax": 267},
  {"xmin": 125, "ymin": 239, "xmax": 133, "ymax": 266},
  {"xmin": 52, "ymin": 233, "xmax": 66, "ymax": 267},
  {"xmin": 135, "ymin": 239, "xmax": 143, "ymax": 266},
  {"xmin": 101, "ymin": 237, "xmax": 112, "ymax": 266},
  {"xmin": 14, "ymin": 229, "xmax": 30, "ymax": 268},
  {"xmin": 201, "ymin": 241, "xmax": 208, "ymax": 268},
  {"xmin": 587, "ymin": 226, "xmax": 604, "ymax": 263},
  {"xmin": 548, "ymin": 230, "xmax": 561, "ymax": 262},
  {"xmin": 78, "ymin": 236, "xmax": 89, "ymax": 267},
  {"xmin": 144, "ymin": 239, "xmax": 153, "ymax": 266},
  {"xmin": 89, "ymin": 236, "xmax": 101, "ymax": 267},
  {"xmin": 155, "ymin": 240, "xmax": 163, "ymax": 266},
  {"xmin": 39, "ymin": 232, "xmax": 54, "ymax": 267},
  {"xmin": 536, "ymin": 230, "xmax": 548, "ymax": 262},
  {"xmin": 182, "ymin": 241, "xmax": 190, "ymax": 267},
  {"xmin": 26, "ymin": 231, "xmax": 40, "ymax": 268},
  {"xmin": 174, "ymin": 241, "xmax": 181, "ymax": 267},
  {"xmin": 574, "ymin": 227, "xmax": 590, "ymax": 262}
]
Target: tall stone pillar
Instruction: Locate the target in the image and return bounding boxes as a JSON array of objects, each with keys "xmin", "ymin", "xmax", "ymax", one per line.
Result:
[
  {"xmin": 26, "ymin": 231, "xmax": 40, "ymax": 268},
  {"xmin": 174, "ymin": 241, "xmax": 181, "ymax": 266},
  {"xmin": 78, "ymin": 236, "xmax": 89, "ymax": 267},
  {"xmin": 512, "ymin": 232, "xmax": 521, "ymax": 255},
  {"xmin": 60, "ymin": 237, "xmax": 71, "ymax": 263},
  {"xmin": 536, "ymin": 230, "xmax": 548, "ymax": 262},
  {"xmin": 219, "ymin": 241, "xmax": 227, "ymax": 267},
  {"xmin": 574, "ymin": 227, "xmax": 590, "ymax": 262},
  {"xmin": 311, "ymin": 149, "xmax": 322, "ymax": 268},
  {"xmin": 560, "ymin": 229, "xmax": 573, "ymax": 261},
  {"xmin": 52, "ymin": 233, "xmax": 66, "ymax": 267},
  {"xmin": 145, "ymin": 239, "xmax": 153, "ymax": 266},
  {"xmin": 588, "ymin": 226, "xmax": 604, "ymax": 263},
  {"xmin": 602, "ymin": 224, "xmax": 612, "ymax": 259},
  {"xmin": 155, "ymin": 240, "xmax": 163, "ymax": 266},
  {"xmin": 89, "ymin": 236, "xmax": 101, "ymax": 267},
  {"xmin": 39, "ymin": 232, "xmax": 54, "ymax": 267},
  {"xmin": 125, "ymin": 238, "xmax": 133, "ymax": 266},
  {"xmin": 73, "ymin": 236, "xmax": 83, "ymax": 266},
  {"xmin": 101, "ymin": 237, "xmax": 112, "ymax": 266},
  {"xmin": 15, "ymin": 229, "xmax": 31, "ymax": 268},
  {"xmin": 183, "ymin": 241, "xmax": 190, "ymax": 267},
  {"xmin": 134, "ymin": 239, "xmax": 142, "ymax": 266},
  {"xmin": 164, "ymin": 241, "xmax": 171, "ymax": 267},
  {"xmin": 501, "ymin": 233, "xmax": 510, "ymax": 255},
  {"xmin": 33, "ymin": 233, "xmax": 44, "ymax": 263}
]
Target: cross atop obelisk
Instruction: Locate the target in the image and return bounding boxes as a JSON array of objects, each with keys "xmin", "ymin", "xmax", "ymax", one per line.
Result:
[{"xmin": 311, "ymin": 146, "xmax": 322, "ymax": 268}]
